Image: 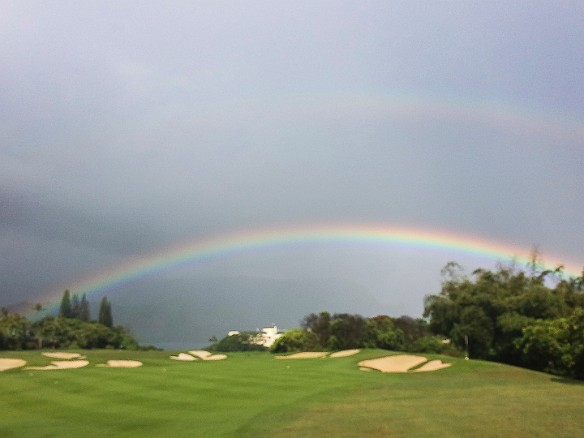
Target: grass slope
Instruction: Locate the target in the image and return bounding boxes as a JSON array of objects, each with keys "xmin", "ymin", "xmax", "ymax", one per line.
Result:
[{"xmin": 1, "ymin": 350, "xmax": 583, "ymax": 437}]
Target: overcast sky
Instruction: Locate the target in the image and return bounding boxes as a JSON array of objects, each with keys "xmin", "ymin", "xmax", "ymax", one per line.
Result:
[{"xmin": 2, "ymin": 1, "xmax": 583, "ymax": 327}]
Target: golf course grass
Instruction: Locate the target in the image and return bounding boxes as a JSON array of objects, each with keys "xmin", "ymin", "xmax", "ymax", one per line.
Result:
[{"xmin": 1, "ymin": 349, "xmax": 583, "ymax": 437}]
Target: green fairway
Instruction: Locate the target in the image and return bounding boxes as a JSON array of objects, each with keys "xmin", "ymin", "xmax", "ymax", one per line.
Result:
[{"xmin": 1, "ymin": 350, "xmax": 583, "ymax": 437}]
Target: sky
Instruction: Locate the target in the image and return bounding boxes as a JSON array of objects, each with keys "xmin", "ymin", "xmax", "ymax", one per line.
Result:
[{"xmin": 1, "ymin": 1, "xmax": 583, "ymax": 345}]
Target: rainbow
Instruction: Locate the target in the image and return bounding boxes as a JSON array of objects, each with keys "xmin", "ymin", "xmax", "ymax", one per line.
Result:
[
  {"xmin": 244, "ymin": 91, "xmax": 584, "ymax": 144},
  {"xmin": 37, "ymin": 223, "xmax": 582, "ymax": 313}
]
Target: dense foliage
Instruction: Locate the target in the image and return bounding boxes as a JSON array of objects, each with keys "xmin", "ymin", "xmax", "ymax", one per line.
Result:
[
  {"xmin": 270, "ymin": 311, "xmax": 458, "ymax": 355},
  {"xmin": 98, "ymin": 296, "xmax": 113, "ymax": 328},
  {"xmin": 0, "ymin": 310, "xmax": 139, "ymax": 350},
  {"xmin": 0, "ymin": 291, "xmax": 139, "ymax": 350},
  {"xmin": 423, "ymin": 261, "xmax": 584, "ymax": 379},
  {"xmin": 59, "ymin": 290, "xmax": 90, "ymax": 321}
]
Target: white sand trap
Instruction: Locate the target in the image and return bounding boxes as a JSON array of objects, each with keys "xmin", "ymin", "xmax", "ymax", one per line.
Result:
[
  {"xmin": 203, "ymin": 354, "xmax": 227, "ymax": 361},
  {"xmin": 97, "ymin": 360, "xmax": 143, "ymax": 368},
  {"xmin": 358, "ymin": 355, "xmax": 428, "ymax": 372},
  {"xmin": 170, "ymin": 353, "xmax": 197, "ymax": 361},
  {"xmin": 188, "ymin": 350, "xmax": 227, "ymax": 361},
  {"xmin": 26, "ymin": 360, "xmax": 89, "ymax": 370},
  {"xmin": 0, "ymin": 358, "xmax": 27, "ymax": 372},
  {"xmin": 413, "ymin": 359, "xmax": 452, "ymax": 372},
  {"xmin": 42, "ymin": 352, "xmax": 84, "ymax": 360},
  {"xmin": 330, "ymin": 349, "xmax": 360, "ymax": 358},
  {"xmin": 189, "ymin": 350, "xmax": 212, "ymax": 359},
  {"xmin": 275, "ymin": 352, "xmax": 328, "ymax": 359}
]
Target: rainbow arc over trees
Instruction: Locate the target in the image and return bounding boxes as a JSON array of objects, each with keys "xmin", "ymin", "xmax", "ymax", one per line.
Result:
[{"xmin": 38, "ymin": 223, "xmax": 582, "ymax": 313}]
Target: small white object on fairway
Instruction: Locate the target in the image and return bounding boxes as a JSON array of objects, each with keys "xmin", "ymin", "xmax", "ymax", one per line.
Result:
[
  {"xmin": 358, "ymin": 355, "xmax": 428, "ymax": 373},
  {"xmin": 170, "ymin": 353, "xmax": 197, "ymax": 361},
  {"xmin": 42, "ymin": 352, "xmax": 85, "ymax": 360},
  {"xmin": 25, "ymin": 360, "xmax": 89, "ymax": 370},
  {"xmin": 0, "ymin": 358, "xmax": 27, "ymax": 372},
  {"xmin": 97, "ymin": 360, "xmax": 143, "ymax": 368}
]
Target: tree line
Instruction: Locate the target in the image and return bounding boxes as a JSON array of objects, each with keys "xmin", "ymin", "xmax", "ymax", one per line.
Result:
[
  {"xmin": 58, "ymin": 289, "xmax": 113, "ymax": 327},
  {"xmin": 207, "ymin": 332, "xmax": 269, "ymax": 352},
  {"xmin": 0, "ymin": 290, "xmax": 139, "ymax": 350},
  {"xmin": 423, "ymin": 261, "xmax": 584, "ymax": 379},
  {"xmin": 3, "ymin": 257, "xmax": 582, "ymax": 380},
  {"xmin": 270, "ymin": 312, "xmax": 457, "ymax": 355},
  {"xmin": 217, "ymin": 257, "xmax": 583, "ymax": 381}
]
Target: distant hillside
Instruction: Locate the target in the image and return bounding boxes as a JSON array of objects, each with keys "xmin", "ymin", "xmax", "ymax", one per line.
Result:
[
  {"xmin": 111, "ymin": 275, "xmax": 385, "ymax": 349},
  {"xmin": 3, "ymin": 301, "xmax": 35, "ymax": 315}
]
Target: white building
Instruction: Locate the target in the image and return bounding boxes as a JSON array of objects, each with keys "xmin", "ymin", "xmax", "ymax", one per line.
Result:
[
  {"xmin": 226, "ymin": 325, "xmax": 285, "ymax": 348},
  {"xmin": 251, "ymin": 325, "xmax": 284, "ymax": 348}
]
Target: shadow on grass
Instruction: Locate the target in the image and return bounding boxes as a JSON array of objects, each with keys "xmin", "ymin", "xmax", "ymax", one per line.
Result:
[{"xmin": 550, "ymin": 377, "xmax": 584, "ymax": 386}]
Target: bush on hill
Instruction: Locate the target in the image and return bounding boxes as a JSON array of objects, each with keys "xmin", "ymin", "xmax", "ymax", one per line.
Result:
[
  {"xmin": 208, "ymin": 332, "xmax": 268, "ymax": 352},
  {"xmin": 0, "ymin": 309, "xmax": 140, "ymax": 350},
  {"xmin": 424, "ymin": 260, "xmax": 584, "ymax": 379},
  {"xmin": 269, "ymin": 311, "xmax": 458, "ymax": 355}
]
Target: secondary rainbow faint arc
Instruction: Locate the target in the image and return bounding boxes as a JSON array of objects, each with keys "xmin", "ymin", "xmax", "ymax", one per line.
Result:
[
  {"xmin": 41, "ymin": 223, "xmax": 582, "ymax": 310},
  {"xmin": 240, "ymin": 91, "xmax": 584, "ymax": 143}
]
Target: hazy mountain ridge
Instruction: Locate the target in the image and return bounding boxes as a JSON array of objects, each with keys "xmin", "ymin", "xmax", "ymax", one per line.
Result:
[{"xmin": 111, "ymin": 275, "xmax": 384, "ymax": 349}]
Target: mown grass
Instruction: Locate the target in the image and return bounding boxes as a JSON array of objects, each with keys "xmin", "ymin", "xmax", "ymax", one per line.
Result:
[{"xmin": 1, "ymin": 350, "xmax": 583, "ymax": 437}]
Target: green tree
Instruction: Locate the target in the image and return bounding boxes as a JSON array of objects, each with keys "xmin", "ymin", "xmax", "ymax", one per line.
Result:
[
  {"xmin": 98, "ymin": 297, "xmax": 113, "ymax": 328},
  {"xmin": 0, "ymin": 310, "xmax": 31, "ymax": 350},
  {"xmin": 71, "ymin": 293, "xmax": 80, "ymax": 319},
  {"xmin": 301, "ymin": 311, "xmax": 331, "ymax": 348},
  {"xmin": 270, "ymin": 329, "xmax": 319, "ymax": 353},
  {"xmin": 424, "ymin": 260, "xmax": 584, "ymax": 374},
  {"xmin": 451, "ymin": 306, "xmax": 494, "ymax": 358},
  {"xmin": 59, "ymin": 290, "xmax": 72, "ymax": 318},
  {"xmin": 517, "ymin": 307, "xmax": 584, "ymax": 379},
  {"xmin": 328, "ymin": 314, "xmax": 366, "ymax": 350},
  {"xmin": 33, "ymin": 303, "xmax": 44, "ymax": 313},
  {"xmin": 364, "ymin": 315, "xmax": 404, "ymax": 350},
  {"xmin": 209, "ymin": 333, "xmax": 267, "ymax": 352},
  {"xmin": 79, "ymin": 294, "xmax": 90, "ymax": 322}
]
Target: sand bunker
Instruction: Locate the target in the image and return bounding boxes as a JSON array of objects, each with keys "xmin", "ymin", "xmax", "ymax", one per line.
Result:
[
  {"xmin": 26, "ymin": 360, "xmax": 89, "ymax": 370},
  {"xmin": 359, "ymin": 355, "xmax": 428, "ymax": 372},
  {"xmin": 42, "ymin": 352, "xmax": 85, "ymax": 360},
  {"xmin": 203, "ymin": 354, "xmax": 227, "ymax": 361},
  {"xmin": 170, "ymin": 353, "xmax": 197, "ymax": 361},
  {"xmin": 0, "ymin": 358, "xmax": 27, "ymax": 372},
  {"xmin": 330, "ymin": 349, "xmax": 360, "ymax": 358},
  {"xmin": 413, "ymin": 359, "xmax": 452, "ymax": 372},
  {"xmin": 358, "ymin": 355, "xmax": 452, "ymax": 373},
  {"xmin": 188, "ymin": 350, "xmax": 227, "ymax": 361},
  {"xmin": 275, "ymin": 352, "xmax": 329, "ymax": 359},
  {"xmin": 189, "ymin": 350, "xmax": 212, "ymax": 359},
  {"xmin": 97, "ymin": 360, "xmax": 143, "ymax": 368}
]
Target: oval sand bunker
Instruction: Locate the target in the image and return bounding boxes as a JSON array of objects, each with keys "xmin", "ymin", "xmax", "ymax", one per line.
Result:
[
  {"xmin": 0, "ymin": 358, "xmax": 27, "ymax": 372},
  {"xmin": 330, "ymin": 349, "xmax": 360, "ymax": 358},
  {"xmin": 170, "ymin": 353, "xmax": 197, "ymax": 361},
  {"xmin": 98, "ymin": 360, "xmax": 143, "ymax": 368},
  {"xmin": 359, "ymin": 355, "xmax": 428, "ymax": 372},
  {"xmin": 414, "ymin": 359, "xmax": 452, "ymax": 372},
  {"xmin": 42, "ymin": 352, "xmax": 85, "ymax": 360},
  {"xmin": 26, "ymin": 360, "xmax": 89, "ymax": 370},
  {"xmin": 188, "ymin": 351, "xmax": 227, "ymax": 361},
  {"xmin": 275, "ymin": 352, "xmax": 328, "ymax": 359}
]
